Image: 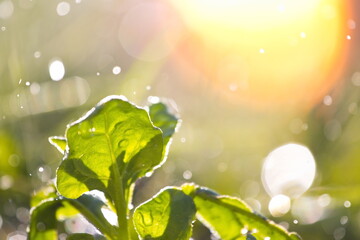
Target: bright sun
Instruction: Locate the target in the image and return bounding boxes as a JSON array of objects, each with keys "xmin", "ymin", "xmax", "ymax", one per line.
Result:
[{"xmin": 171, "ymin": 0, "xmax": 351, "ymax": 109}]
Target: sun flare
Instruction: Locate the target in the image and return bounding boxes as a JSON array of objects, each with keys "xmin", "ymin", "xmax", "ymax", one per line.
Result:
[{"xmin": 172, "ymin": 0, "xmax": 351, "ymax": 109}]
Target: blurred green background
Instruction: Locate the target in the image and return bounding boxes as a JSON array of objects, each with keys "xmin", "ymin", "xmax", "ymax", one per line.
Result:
[{"xmin": 1, "ymin": 0, "xmax": 360, "ymax": 239}]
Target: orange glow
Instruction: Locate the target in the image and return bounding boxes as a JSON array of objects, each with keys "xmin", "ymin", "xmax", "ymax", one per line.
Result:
[{"xmin": 171, "ymin": 0, "xmax": 351, "ymax": 109}]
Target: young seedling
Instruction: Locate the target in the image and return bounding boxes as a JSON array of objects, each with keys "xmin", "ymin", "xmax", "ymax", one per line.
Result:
[{"xmin": 28, "ymin": 95, "xmax": 302, "ymax": 240}]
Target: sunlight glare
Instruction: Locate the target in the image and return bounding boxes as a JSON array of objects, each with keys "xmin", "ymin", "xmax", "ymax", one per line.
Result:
[{"xmin": 171, "ymin": 0, "xmax": 350, "ymax": 108}]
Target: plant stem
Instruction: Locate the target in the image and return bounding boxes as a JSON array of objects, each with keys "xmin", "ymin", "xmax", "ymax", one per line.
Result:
[
  {"xmin": 68, "ymin": 199, "xmax": 118, "ymax": 240},
  {"xmin": 111, "ymin": 164, "xmax": 129, "ymax": 240},
  {"xmin": 104, "ymin": 119, "xmax": 130, "ymax": 240}
]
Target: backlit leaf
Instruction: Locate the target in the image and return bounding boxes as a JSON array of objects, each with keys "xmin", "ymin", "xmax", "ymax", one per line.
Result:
[
  {"xmin": 29, "ymin": 199, "xmax": 63, "ymax": 240},
  {"xmin": 149, "ymin": 101, "xmax": 179, "ymax": 146},
  {"xmin": 183, "ymin": 184, "xmax": 301, "ymax": 240},
  {"xmin": 31, "ymin": 185, "xmax": 58, "ymax": 208},
  {"xmin": 133, "ymin": 187, "xmax": 196, "ymax": 240},
  {"xmin": 30, "ymin": 188, "xmax": 118, "ymax": 240},
  {"xmin": 56, "ymin": 96, "xmax": 164, "ymax": 199},
  {"xmin": 49, "ymin": 136, "xmax": 66, "ymax": 154},
  {"xmin": 66, "ymin": 233, "xmax": 97, "ymax": 240}
]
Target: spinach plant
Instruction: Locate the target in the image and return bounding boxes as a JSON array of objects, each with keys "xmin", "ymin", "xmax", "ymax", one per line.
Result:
[{"xmin": 28, "ymin": 95, "xmax": 301, "ymax": 240}]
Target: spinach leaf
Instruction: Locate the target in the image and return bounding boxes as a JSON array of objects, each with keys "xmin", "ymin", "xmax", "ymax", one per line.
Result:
[
  {"xmin": 133, "ymin": 187, "xmax": 196, "ymax": 240},
  {"xmin": 30, "ymin": 186, "xmax": 118, "ymax": 240},
  {"xmin": 66, "ymin": 233, "xmax": 95, "ymax": 240},
  {"xmin": 29, "ymin": 199, "xmax": 63, "ymax": 240},
  {"xmin": 183, "ymin": 184, "xmax": 302, "ymax": 240},
  {"xmin": 149, "ymin": 101, "xmax": 179, "ymax": 146},
  {"xmin": 55, "ymin": 96, "xmax": 164, "ymax": 201},
  {"xmin": 66, "ymin": 233, "xmax": 107, "ymax": 240},
  {"xmin": 49, "ymin": 136, "xmax": 66, "ymax": 154}
]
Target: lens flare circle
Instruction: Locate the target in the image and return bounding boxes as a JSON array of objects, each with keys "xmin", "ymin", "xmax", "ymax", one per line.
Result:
[{"xmin": 262, "ymin": 143, "xmax": 316, "ymax": 198}]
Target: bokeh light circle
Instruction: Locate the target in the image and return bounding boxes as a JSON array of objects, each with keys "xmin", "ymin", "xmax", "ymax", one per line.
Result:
[{"xmin": 262, "ymin": 143, "xmax": 316, "ymax": 198}]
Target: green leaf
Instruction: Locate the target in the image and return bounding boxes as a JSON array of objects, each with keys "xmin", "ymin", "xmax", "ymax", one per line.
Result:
[
  {"xmin": 29, "ymin": 199, "xmax": 63, "ymax": 240},
  {"xmin": 133, "ymin": 187, "xmax": 196, "ymax": 240},
  {"xmin": 149, "ymin": 101, "xmax": 179, "ymax": 146},
  {"xmin": 49, "ymin": 136, "xmax": 67, "ymax": 154},
  {"xmin": 66, "ymin": 233, "xmax": 96, "ymax": 240},
  {"xmin": 184, "ymin": 185, "xmax": 301, "ymax": 240},
  {"xmin": 30, "ymin": 186, "xmax": 118, "ymax": 240},
  {"xmin": 31, "ymin": 184, "xmax": 79, "ymax": 221},
  {"xmin": 67, "ymin": 193, "xmax": 118, "ymax": 238},
  {"xmin": 56, "ymin": 96, "xmax": 164, "ymax": 199},
  {"xmin": 31, "ymin": 185, "xmax": 58, "ymax": 208}
]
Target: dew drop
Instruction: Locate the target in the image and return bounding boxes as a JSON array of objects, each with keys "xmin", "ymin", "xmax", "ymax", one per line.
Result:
[
  {"xmin": 154, "ymin": 197, "xmax": 163, "ymax": 204},
  {"xmin": 38, "ymin": 167, "xmax": 44, "ymax": 173},
  {"xmin": 142, "ymin": 212, "xmax": 153, "ymax": 226},
  {"xmin": 346, "ymin": 35, "xmax": 351, "ymax": 40},
  {"xmin": 124, "ymin": 129, "xmax": 134, "ymax": 136},
  {"xmin": 128, "ymin": 203, "xmax": 134, "ymax": 210},
  {"xmin": 78, "ymin": 121, "xmax": 92, "ymax": 137},
  {"xmin": 118, "ymin": 139, "xmax": 129, "ymax": 148},
  {"xmin": 259, "ymin": 48, "xmax": 265, "ymax": 54},
  {"xmin": 293, "ymin": 219, "xmax": 298, "ymax": 224},
  {"xmin": 146, "ymin": 85, "xmax": 151, "ymax": 90},
  {"xmin": 25, "ymin": 81, "xmax": 30, "ymax": 86}
]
